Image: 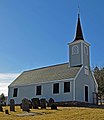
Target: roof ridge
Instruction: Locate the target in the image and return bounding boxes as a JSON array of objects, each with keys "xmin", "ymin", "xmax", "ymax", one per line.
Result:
[{"xmin": 24, "ymin": 62, "xmax": 69, "ymax": 72}]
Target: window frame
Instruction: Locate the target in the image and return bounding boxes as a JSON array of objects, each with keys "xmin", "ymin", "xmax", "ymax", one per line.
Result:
[
  {"xmin": 53, "ymin": 83, "xmax": 59, "ymax": 94},
  {"xmin": 64, "ymin": 82, "xmax": 70, "ymax": 93},
  {"xmin": 36, "ymin": 85, "xmax": 41, "ymax": 95},
  {"xmin": 13, "ymin": 88, "xmax": 18, "ymax": 97},
  {"xmin": 72, "ymin": 45, "xmax": 79, "ymax": 55},
  {"xmin": 84, "ymin": 45, "xmax": 88, "ymax": 55}
]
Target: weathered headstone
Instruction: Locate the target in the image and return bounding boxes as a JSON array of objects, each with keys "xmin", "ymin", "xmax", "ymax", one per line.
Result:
[
  {"xmin": 10, "ymin": 99, "xmax": 15, "ymax": 111},
  {"xmin": 40, "ymin": 98, "xmax": 46, "ymax": 109},
  {"xmin": 29, "ymin": 100, "xmax": 32, "ymax": 109},
  {"xmin": 5, "ymin": 109, "xmax": 9, "ymax": 114},
  {"xmin": 20, "ymin": 103, "xmax": 22, "ymax": 109},
  {"xmin": 31, "ymin": 98, "xmax": 40, "ymax": 109},
  {"xmin": 0, "ymin": 99, "xmax": 3, "ymax": 112},
  {"xmin": 22, "ymin": 98, "xmax": 30, "ymax": 112},
  {"xmin": 51, "ymin": 104, "xmax": 57, "ymax": 110},
  {"xmin": 0, "ymin": 105, "xmax": 3, "ymax": 112},
  {"xmin": 48, "ymin": 98, "xmax": 54, "ymax": 107}
]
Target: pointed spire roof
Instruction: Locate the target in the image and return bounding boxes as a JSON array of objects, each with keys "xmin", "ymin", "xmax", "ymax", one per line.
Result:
[{"xmin": 74, "ymin": 13, "xmax": 84, "ymax": 41}]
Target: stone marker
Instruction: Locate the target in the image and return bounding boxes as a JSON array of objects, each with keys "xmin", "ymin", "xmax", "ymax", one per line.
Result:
[
  {"xmin": 5, "ymin": 109, "xmax": 9, "ymax": 114},
  {"xmin": 0, "ymin": 99, "xmax": 3, "ymax": 112},
  {"xmin": 22, "ymin": 98, "xmax": 30, "ymax": 112},
  {"xmin": 31, "ymin": 98, "xmax": 40, "ymax": 109},
  {"xmin": 0, "ymin": 105, "xmax": 3, "ymax": 112},
  {"xmin": 51, "ymin": 104, "xmax": 57, "ymax": 110},
  {"xmin": 29, "ymin": 100, "xmax": 32, "ymax": 109},
  {"xmin": 40, "ymin": 98, "xmax": 46, "ymax": 109},
  {"xmin": 48, "ymin": 98, "xmax": 54, "ymax": 107},
  {"xmin": 20, "ymin": 103, "xmax": 22, "ymax": 109},
  {"xmin": 10, "ymin": 99, "xmax": 15, "ymax": 111}
]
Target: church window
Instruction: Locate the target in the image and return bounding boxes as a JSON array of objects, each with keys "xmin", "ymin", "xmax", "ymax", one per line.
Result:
[
  {"xmin": 64, "ymin": 82, "xmax": 70, "ymax": 93},
  {"xmin": 85, "ymin": 66, "xmax": 89, "ymax": 75},
  {"xmin": 53, "ymin": 83, "xmax": 59, "ymax": 94},
  {"xmin": 13, "ymin": 88, "xmax": 18, "ymax": 97},
  {"xmin": 72, "ymin": 45, "xmax": 79, "ymax": 55},
  {"xmin": 84, "ymin": 45, "xmax": 88, "ymax": 55},
  {"xmin": 36, "ymin": 85, "xmax": 41, "ymax": 95}
]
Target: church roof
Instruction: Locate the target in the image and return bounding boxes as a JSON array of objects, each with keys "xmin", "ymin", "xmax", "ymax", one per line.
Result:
[
  {"xmin": 74, "ymin": 13, "xmax": 84, "ymax": 41},
  {"xmin": 9, "ymin": 63, "xmax": 81, "ymax": 87}
]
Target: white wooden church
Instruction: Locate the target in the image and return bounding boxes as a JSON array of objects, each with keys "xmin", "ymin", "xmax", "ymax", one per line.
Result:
[{"xmin": 8, "ymin": 13, "xmax": 98, "ymax": 105}]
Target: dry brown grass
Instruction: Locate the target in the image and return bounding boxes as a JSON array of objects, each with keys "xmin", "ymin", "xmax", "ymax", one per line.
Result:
[{"xmin": 0, "ymin": 106, "xmax": 104, "ymax": 120}]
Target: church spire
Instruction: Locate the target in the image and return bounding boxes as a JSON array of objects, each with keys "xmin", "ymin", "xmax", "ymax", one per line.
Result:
[{"xmin": 74, "ymin": 12, "xmax": 84, "ymax": 41}]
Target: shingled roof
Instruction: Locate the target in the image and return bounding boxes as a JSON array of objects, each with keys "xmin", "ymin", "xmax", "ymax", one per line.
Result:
[{"xmin": 9, "ymin": 63, "xmax": 81, "ymax": 87}]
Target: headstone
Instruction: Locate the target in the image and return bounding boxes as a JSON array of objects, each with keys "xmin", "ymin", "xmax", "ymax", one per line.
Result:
[
  {"xmin": 4, "ymin": 102, "xmax": 6, "ymax": 106},
  {"xmin": 40, "ymin": 98, "xmax": 46, "ymax": 109},
  {"xmin": 0, "ymin": 105, "xmax": 3, "ymax": 112},
  {"xmin": 20, "ymin": 103, "xmax": 22, "ymax": 109},
  {"xmin": 48, "ymin": 98, "xmax": 54, "ymax": 107},
  {"xmin": 31, "ymin": 98, "xmax": 40, "ymax": 109},
  {"xmin": 5, "ymin": 109, "xmax": 9, "ymax": 114},
  {"xmin": 22, "ymin": 98, "xmax": 30, "ymax": 112},
  {"xmin": 29, "ymin": 100, "xmax": 32, "ymax": 109},
  {"xmin": 0, "ymin": 99, "xmax": 3, "ymax": 112},
  {"xmin": 51, "ymin": 104, "xmax": 57, "ymax": 110},
  {"xmin": 10, "ymin": 99, "xmax": 15, "ymax": 111}
]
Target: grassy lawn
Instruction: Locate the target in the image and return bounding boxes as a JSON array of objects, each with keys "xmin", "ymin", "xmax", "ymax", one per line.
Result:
[{"xmin": 0, "ymin": 106, "xmax": 104, "ymax": 120}]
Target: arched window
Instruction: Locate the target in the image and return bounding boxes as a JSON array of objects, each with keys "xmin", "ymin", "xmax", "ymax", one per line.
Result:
[
  {"xmin": 72, "ymin": 45, "xmax": 79, "ymax": 55},
  {"xmin": 84, "ymin": 45, "xmax": 88, "ymax": 55}
]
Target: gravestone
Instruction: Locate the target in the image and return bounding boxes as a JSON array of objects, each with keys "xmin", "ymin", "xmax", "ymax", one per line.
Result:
[
  {"xmin": 10, "ymin": 99, "xmax": 15, "ymax": 111},
  {"xmin": 0, "ymin": 99, "xmax": 3, "ymax": 112},
  {"xmin": 20, "ymin": 103, "xmax": 22, "ymax": 109},
  {"xmin": 40, "ymin": 98, "xmax": 46, "ymax": 109},
  {"xmin": 22, "ymin": 98, "xmax": 30, "ymax": 112},
  {"xmin": 0, "ymin": 105, "xmax": 3, "ymax": 112},
  {"xmin": 31, "ymin": 98, "xmax": 40, "ymax": 109},
  {"xmin": 48, "ymin": 98, "xmax": 54, "ymax": 107},
  {"xmin": 5, "ymin": 109, "xmax": 9, "ymax": 114},
  {"xmin": 51, "ymin": 104, "xmax": 57, "ymax": 110},
  {"xmin": 29, "ymin": 100, "xmax": 32, "ymax": 109}
]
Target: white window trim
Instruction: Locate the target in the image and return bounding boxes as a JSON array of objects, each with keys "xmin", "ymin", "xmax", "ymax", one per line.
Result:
[
  {"xmin": 72, "ymin": 45, "xmax": 79, "ymax": 55},
  {"xmin": 35, "ymin": 85, "xmax": 42, "ymax": 96},
  {"xmin": 63, "ymin": 81, "xmax": 71, "ymax": 94},
  {"xmin": 13, "ymin": 88, "xmax": 18, "ymax": 97},
  {"xmin": 84, "ymin": 45, "xmax": 88, "ymax": 55},
  {"xmin": 52, "ymin": 82, "xmax": 60, "ymax": 95}
]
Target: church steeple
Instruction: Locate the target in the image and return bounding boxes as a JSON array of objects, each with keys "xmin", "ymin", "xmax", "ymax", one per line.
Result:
[
  {"xmin": 74, "ymin": 13, "xmax": 84, "ymax": 41},
  {"xmin": 69, "ymin": 12, "xmax": 90, "ymax": 67}
]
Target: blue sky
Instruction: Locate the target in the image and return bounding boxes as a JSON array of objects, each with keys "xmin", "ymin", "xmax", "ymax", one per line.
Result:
[{"xmin": 0, "ymin": 0, "xmax": 104, "ymax": 95}]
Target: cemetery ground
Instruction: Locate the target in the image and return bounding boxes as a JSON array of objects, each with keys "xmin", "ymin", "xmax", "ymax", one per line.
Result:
[{"xmin": 0, "ymin": 106, "xmax": 104, "ymax": 120}]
